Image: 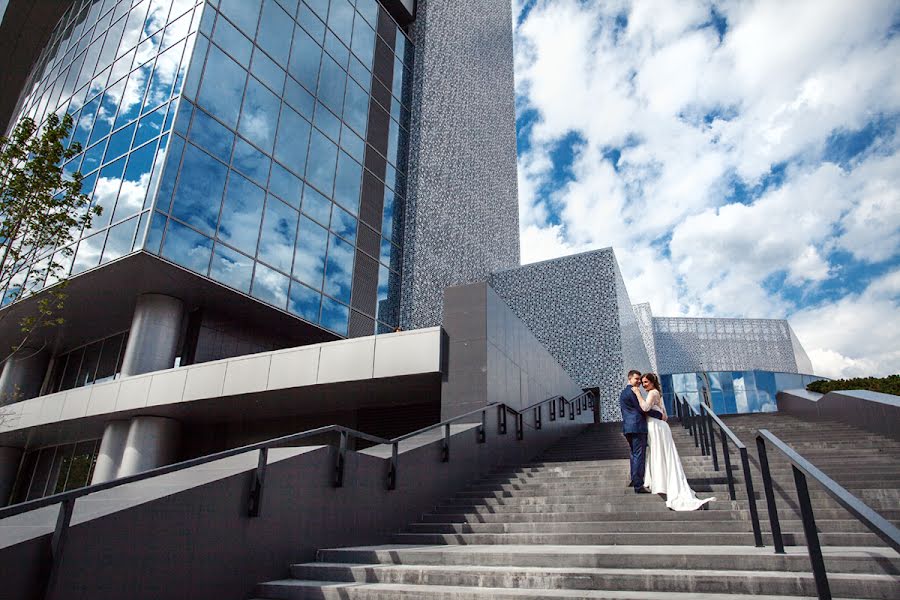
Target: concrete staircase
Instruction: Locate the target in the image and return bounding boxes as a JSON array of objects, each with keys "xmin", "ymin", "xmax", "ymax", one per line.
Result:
[{"xmin": 252, "ymin": 416, "xmax": 900, "ymax": 599}]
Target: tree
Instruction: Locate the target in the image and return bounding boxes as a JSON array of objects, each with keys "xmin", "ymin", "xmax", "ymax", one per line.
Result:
[{"xmin": 0, "ymin": 113, "xmax": 101, "ymax": 377}]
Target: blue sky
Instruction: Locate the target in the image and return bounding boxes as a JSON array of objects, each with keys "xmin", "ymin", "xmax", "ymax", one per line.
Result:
[{"xmin": 512, "ymin": 0, "xmax": 900, "ymax": 378}]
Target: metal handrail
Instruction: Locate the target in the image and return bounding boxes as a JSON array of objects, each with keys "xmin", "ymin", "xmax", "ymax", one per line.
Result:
[
  {"xmin": 699, "ymin": 403, "xmax": 764, "ymax": 547},
  {"xmin": 0, "ymin": 390, "xmax": 593, "ymax": 600},
  {"xmin": 756, "ymin": 429, "xmax": 900, "ymax": 600}
]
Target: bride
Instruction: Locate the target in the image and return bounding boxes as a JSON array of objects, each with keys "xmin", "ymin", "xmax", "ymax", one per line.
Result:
[{"xmin": 634, "ymin": 373, "xmax": 715, "ymax": 511}]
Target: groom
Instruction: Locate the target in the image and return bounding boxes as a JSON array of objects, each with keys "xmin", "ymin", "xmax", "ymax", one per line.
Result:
[{"xmin": 619, "ymin": 370, "xmax": 663, "ymax": 493}]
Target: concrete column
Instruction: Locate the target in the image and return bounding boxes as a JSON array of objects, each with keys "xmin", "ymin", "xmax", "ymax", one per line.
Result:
[
  {"xmin": 120, "ymin": 294, "xmax": 184, "ymax": 377},
  {"xmin": 91, "ymin": 420, "xmax": 131, "ymax": 484},
  {"xmin": 117, "ymin": 416, "xmax": 180, "ymax": 478},
  {"xmin": 0, "ymin": 446, "xmax": 23, "ymax": 506},
  {"xmin": 0, "ymin": 347, "xmax": 50, "ymax": 405}
]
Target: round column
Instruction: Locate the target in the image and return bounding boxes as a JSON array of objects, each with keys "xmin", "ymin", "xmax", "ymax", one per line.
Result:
[
  {"xmin": 0, "ymin": 347, "xmax": 50, "ymax": 405},
  {"xmin": 120, "ymin": 294, "xmax": 184, "ymax": 377},
  {"xmin": 91, "ymin": 420, "xmax": 131, "ymax": 484},
  {"xmin": 0, "ymin": 446, "xmax": 23, "ymax": 506},
  {"xmin": 117, "ymin": 416, "xmax": 181, "ymax": 478}
]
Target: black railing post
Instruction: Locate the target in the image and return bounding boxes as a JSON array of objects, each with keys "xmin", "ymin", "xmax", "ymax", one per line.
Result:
[
  {"xmin": 706, "ymin": 410, "xmax": 720, "ymax": 471},
  {"xmin": 516, "ymin": 413, "xmax": 524, "ymax": 441},
  {"xmin": 576, "ymin": 398, "xmax": 582, "ymax": 416},
  {"xmin": 741, "ymin": 446, "xmax": 764, "ymax": 548},
  {"xmin": 560, "ymin": 399, "xmax": 566, "ymax": 418},
  {"xmin": 498, "ymin": 405, "xmax": 507, "ymax": 435},
  {"xmin": 550, "ymin": 398, "xmax": 556, "ymax": 421},
  {"xmin": 756, "ymin": 436, "xmax": 785, "ymax": 554},
  {"xmin": 42, "ymin": 497, "xmax": 74, "ymax": 600},
  {"xmin": 720, "ymin": 431, "xmax": 736, "ymax": 500},
  {"xmin": 698, "ymin": 409, "xmax": 709, "ymax": 456},
  {"xmin": 690, "ymin": 407, "xmax": 699, "ymax": 446},
  {"xmin": 387, "ymin": 442, "xmax": 398, "ymax": 490},
  {"xmin": 248, "ymin": 447, "xmax": 268, "ymax": 516},
  {"xmin": 478, "ymin": 409, "xmax": 486, "ymax": 443},
  {"xmin": 569, "ymin": 401, "xmax": 575, "ymax": 420},
  {"xmin": 793, "ymin": 466, "xmax": 832, "ymax": 599},
  {"xmin": 442, "ymin": 423, "xmax": 451, "ymax": 462},
  {"xmin": 334, "ymin": 431, "xmax": 348, "ymax": 487},
  {"xmin": 534, "ymin": 405, "xmax": 542, "ymax": 430}
]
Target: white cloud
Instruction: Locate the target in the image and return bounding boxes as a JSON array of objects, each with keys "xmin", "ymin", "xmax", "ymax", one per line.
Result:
[{"xmin": 515, "ymin": 0, "xmax": 900, "ymax": 377}]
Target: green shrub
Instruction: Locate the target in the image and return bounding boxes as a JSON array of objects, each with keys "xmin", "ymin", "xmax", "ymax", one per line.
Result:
[{"xmin": 807, "ymin": 374, "xmax": 900, "ymax": 396}]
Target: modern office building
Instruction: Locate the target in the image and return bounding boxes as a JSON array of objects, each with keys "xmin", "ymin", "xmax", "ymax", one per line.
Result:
[{"xmin": 0, "ymin": 0, "xmax": 819, "ymax": 510}]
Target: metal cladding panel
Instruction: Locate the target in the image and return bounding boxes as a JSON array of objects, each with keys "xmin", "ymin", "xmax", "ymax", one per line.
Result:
[
  {"xmin": 400, "ymin": 0, "xmax": 520, "ymax": 330},
  {"xmin": 652, "ymin": 316, "xmax": 806, "ymax": 375},
  {"xmin": 489, "ymin": 248, "xmax": 645, "ymax": 422}
]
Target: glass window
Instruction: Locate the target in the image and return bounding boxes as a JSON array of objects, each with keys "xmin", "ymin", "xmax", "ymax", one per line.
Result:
[
  {"xmin": 87, "ymin": 156, "xmax": 127, "ymax": 233},
  {"xmin": 333, "ymin": 152, "xmax": 361, "ymax": 214},
  {"xmin": 289, "ymin": 25, "xmax": 322, "ymax": 93},
  {"xmin": 171, "ymin": 144, "xmax": 228, "ymax": 235},
  {"xmin": 320, "ymin": 296, "xmax": 349, "ymax": 335},
  {"xmin": 114, "ymin": 62, "xmax": 152, "ymax": 128},
  {"xmin": 356, "ymin": 0, "xmax": 378, "ymax": 27},
  {"xmin": 269, "ymin": 162, "xmax": 302, "ymax": 208},
  {"xmin": 339, "ymin": 124, "xmax": 364, "ymax": 162},
  {"xmin": 284, "ymin": 75, "xmax": 314, "ymax": 118},
  {"xmin": 342, "ymin": 78, "xmax": 367, "ymax": 136},
  {"xmin": 77, "ymin": 340, "xmax": 102, "ymax": 387},
  {"xmin": 274, "ymin": 104, "xmax": 310, "ymax": 176},
  {"xmin": 144, "ymin": 211, "xmax": 168, "ymax": 253},
  {"xmin": 239, "ymin": 77, "xmax": 280, "ymax": 152},
  {"xmin": 89, "ymin": 77, "xmax": 126, "ymax": 145},
  {"xmin": 214, "ymin": 12, "xmax": 253, "ymax": 67},
  {"xmin": 314, "ymin": 102, "xmax": 341, "ymax": 141},
  {"xmin": 350, "ymin": 15, "xmax": 375, "ymax": 67},
  {"xmin": 257, "ymin": 0, "xmax": 293, "ymax": 64},
  {"xmin": 217, "ymin": 171, "xmax": 264, "ymax": 255},
  {"xmin": 104, "ymin": 122, "xmax": 136, "ymax": 163},
  {"xmin": 197, "ymin": 44, "xmax": 247, "ymax": 128},
  {"xmin": 251, "ymin": 262, "xmax": 289, "ymax": 308},
  {"xmin": 72, "ymin": 232, "xmax": 105, "ymax": 274},
  {"xmin": 317, "ymin": 54, "xmax": 346, "ymax": 114},
  {"xmin": 330, "ymin": 204, "xmax": 356, "ymax": 244},
  {"xmin": 381, "ymin": 187, "xmax": 395, "ymax": 241},
  {"xmin": 95, "ymin": 333, "xmax": 125, "ymax": 383},
  {"xmin": 210, "ymin": 243, "xmax": 253, "ymax": 292},
  {"xmin": 102, "ymin": 215, "xmax": 139, "ymax": 263},
  {"xmin": 288, "ymin": 280, "xmax": 321, "ymax": 322},
  {"xmin": 305, "ymin": 0, "xmax": 329, "ymax": 21},
  {"xmin": 297, "ymin": 3, "xmax": 325, "ymax": 41},
  {"xmin": 257, "ymin": 196, "xmax": 299, "ymax": 274},
  {"xmin": 111, "ymin": 141, "xmax": 156, "ymax": 222},
  {"xmin": 173, "ymin": 98, "xmax": 193, "ymax": 136},
  {"xmin": 145, "ymin": 39, "xmax": 186, "ymax": 110},
  {"xmin": 161, "ymin": 218, "xmax": 213, "ymax": 274},
  {"xmin": 301, "ymin": 184, "xmax": 332, "ymax": 226},
  {"xmin": 293, "ymin": 215, "xmax": 327, "ymax": 289},
  {"xmin": 218, "ymin": 0, "xmax": 262, "ymax": 38},
  {"xmin": 232, "ymin": 137, "xmax": 270, "ymax": 185},
  {"xmin": 182, "ymin": 34, "xmax": 208, "ymax": 99},
  {"xmin": 324, "ymin": 232, "xmax": 352, "ymax": 304},
  {"xmin": 305, "ymin": 129, "xmax": 337, "ymax": 196},
  {"xmin": 154, "ymin": 133, "xmax": 185, "ymax": 211},
  {"xmin": 250, "ymin": 47, "xmax": 286, "ymax": 95},
  {"xmin": 134, "ymin": 102, "xmax": 167, "ymax": 146},
  {"xmin": 63, "ymin": 440, "xmax": 99, "ymax": 491},
  {"xmin": 189, "ymin": 108, "xmax": 235, "ymax": 162},
  {"xmin": 81, "ymin": 139, "xmax": 107, "ymax": 174},
  {"xmin": 324, "ymin": 30, "xmax": 349, "ymax": 67},
  {"xmin": 327, "ymin": 0, "xmax": 354, "ymax": 43}
]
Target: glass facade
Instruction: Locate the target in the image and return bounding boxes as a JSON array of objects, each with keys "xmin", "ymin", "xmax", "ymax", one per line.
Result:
[
  {"xmin": 660, "ymin": 370, "xmax": 827, "ymax": 416},
  {"xmin": 6, "ymin": 0, "xmax": 411, "ymax": 339},
  {"xmin": 9, "ymin": 439, "xmax": 101, "ymax": 504},
  {"xmin": 43, "ymin": 331, "xmax": 129, "ymax": 394}
]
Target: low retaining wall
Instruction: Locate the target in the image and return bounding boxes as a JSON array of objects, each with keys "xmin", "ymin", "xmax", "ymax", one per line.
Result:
[
  {"xmin": 777, "ymin": 388, "xmax": 900, "ymax": 440},
  {"xmin": 1, "ymin": 402, "xmax": 591, "ymax": 600}
]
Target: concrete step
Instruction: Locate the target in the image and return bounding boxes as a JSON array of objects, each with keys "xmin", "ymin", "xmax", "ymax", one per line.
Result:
[
  {"xmin": 421, "ymin": 508, "xmax": 900, "ymax": 523},
  {"xmin": 314, "ymin": 544, "xmax": 900, "ymax": 576},
  {"xmin": 252, "ymin": 581, "xmax": 834, "ymax": 600},
  {"xmin": 391, "ymin": 531, "xmax": 885, "ymax": 547},
  {"xmin": 278, "ymin": 563, "xmax": 899, "ymax": 598}
]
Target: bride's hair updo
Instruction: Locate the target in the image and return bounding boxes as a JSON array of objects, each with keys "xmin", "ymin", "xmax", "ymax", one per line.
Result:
[{"xmin": 643, "ymin": 372, "xmax": 661, "ymax": 391}]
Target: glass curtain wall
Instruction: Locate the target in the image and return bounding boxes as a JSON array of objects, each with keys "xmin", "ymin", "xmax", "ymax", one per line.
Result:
[
  {"xmin": 3, "ymin": 0, "xmax": 204, "ymax": 303},
  {"xmin": 143, "ymin": 0, "xmax": 412, "ymax": 337},
  {"xmin": 8, "ymin": 439, "xmax": 101, "ymax": 505},
  {"xmin": 660, "ymin": 370, "xmax": 826, "ymax": 416}
]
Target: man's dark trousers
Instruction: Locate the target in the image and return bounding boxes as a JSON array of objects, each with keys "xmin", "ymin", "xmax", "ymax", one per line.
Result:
[{"xmin": 625, "ymin": 432, "xmax": 647, "ymax": 489}]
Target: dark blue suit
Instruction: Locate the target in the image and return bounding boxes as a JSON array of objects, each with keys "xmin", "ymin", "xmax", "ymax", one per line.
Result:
[{"xmin": 619, "ymin": 386, "xmax": 663, "ymax": 491}]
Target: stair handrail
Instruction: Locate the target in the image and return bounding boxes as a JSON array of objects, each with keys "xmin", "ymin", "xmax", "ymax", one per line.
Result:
[
  {"xmin": 0, "ymin": 391, "xmax": 595, "ymax": 600},
  {"xmin": 698, "ymin": 403, "xmax": 764, "ymax": 547},
  {"xmin": 756, "ymin": 428, "xmax": 900, "ymax": 600}
]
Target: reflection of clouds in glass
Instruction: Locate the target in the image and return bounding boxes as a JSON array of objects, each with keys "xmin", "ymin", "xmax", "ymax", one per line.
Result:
[
  {"xmin": 161, "ymin": 220, "xmax": 212, "ymax": 274},
  {"xmin": 71, "ymin": 233, "xmax": 104, "ymax": 274},
  {"xmin": 252, "ymin": 263, "xmax": 289, "ymax": 309},
  {"xmin": 324, "ymin": 234, "xmax": 353, "ymax": 302},
  {"xmin": 91, "ymin": 175, "xmax": 124, "ymax": 229},
  {"xmin": 293, "ymin": 217, "xmax": 327, "ymax": 289},
  {"xmin": 113, "ymin": 172, "xmax": 152, "ymax": 222},
  {"xmin": 145, "ymin": 39, "xmax": 186, "ymax": 109}
]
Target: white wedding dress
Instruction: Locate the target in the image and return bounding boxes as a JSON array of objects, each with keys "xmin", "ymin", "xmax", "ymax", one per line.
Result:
[{"xmin": 640, "ymin": 389, "xmax": 715, "ymax": 511}]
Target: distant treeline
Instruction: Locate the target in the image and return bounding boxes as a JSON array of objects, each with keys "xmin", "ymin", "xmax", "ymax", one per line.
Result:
[{"xmin": 807, "ymin": 374, "xmax": 900, "ymax": 396}]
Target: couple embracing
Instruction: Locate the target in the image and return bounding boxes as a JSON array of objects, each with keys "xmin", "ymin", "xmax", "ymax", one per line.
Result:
[{"xmin": 619, "ymin": 370, "xmax": 715, "ymax": 511}]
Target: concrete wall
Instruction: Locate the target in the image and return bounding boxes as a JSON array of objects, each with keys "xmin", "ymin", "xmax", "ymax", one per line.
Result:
[
  {"xmin": 441, "ymin": 282, "xmax": 583, "ymax": 421},
  {"xmin": 777, "ymin": 388, "xmax": 900, "ymax": 441},
  {"xmin": 0, "ymin": 402, "xmax": 591, "ymax": 600}
]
